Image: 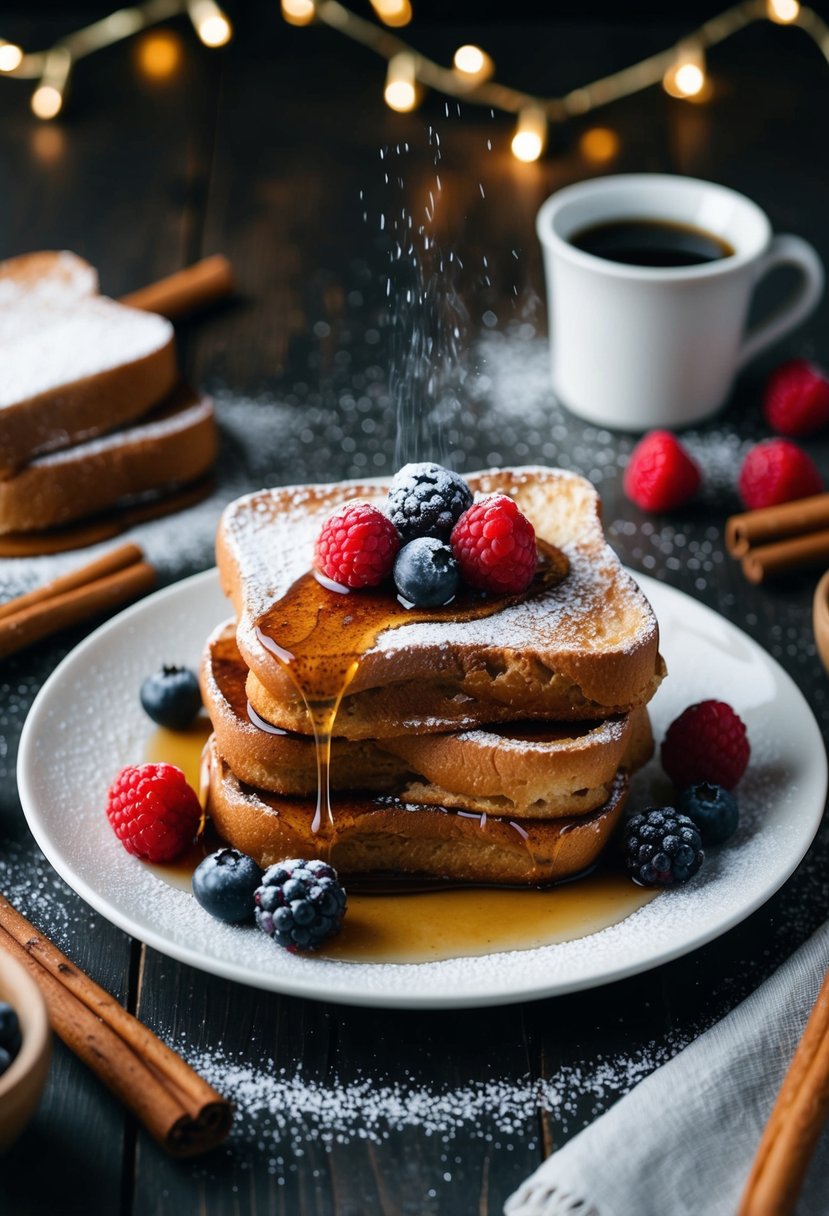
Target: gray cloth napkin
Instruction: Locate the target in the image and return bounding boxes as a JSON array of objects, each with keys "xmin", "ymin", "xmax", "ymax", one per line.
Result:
[{"xmin": 505, "ymin": 920, "xmax": 829, "ymax": 1216}]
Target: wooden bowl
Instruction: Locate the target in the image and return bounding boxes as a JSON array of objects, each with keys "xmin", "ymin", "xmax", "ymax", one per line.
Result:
[
  {"xmin": 813, "ymin": 569, "xmax": 829, "ymax": 676},
  {"xmin": 0, "ymin": 950, "xmax": 51, "ymax": 1152}
]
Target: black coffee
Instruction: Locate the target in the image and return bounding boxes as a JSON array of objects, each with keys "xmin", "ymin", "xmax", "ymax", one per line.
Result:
[{"xmin": 569, "ymin": 218, "xmax": 735, "ymax": 267}]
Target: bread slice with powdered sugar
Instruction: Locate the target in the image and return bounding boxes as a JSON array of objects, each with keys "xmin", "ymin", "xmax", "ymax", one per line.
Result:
[{"xmin": 217, "ymin": 466, "xmax": 665, "ymax": 736}]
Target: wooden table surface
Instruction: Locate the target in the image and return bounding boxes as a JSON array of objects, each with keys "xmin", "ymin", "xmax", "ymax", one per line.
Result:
[{"xmin": 2, "ymin": 5, "xmax": 828, "ymax": 1213}]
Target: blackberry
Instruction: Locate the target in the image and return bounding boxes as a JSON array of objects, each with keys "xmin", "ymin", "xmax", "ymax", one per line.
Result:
[
  {"xmin": 192, "ymin": 848, "xmax": 264, "ymax": 923},
  {"xmin": 622, "ymin": 807, "xmax": 704, "ymax": 887},
  {"xmin": 0, "ymin": 1001, "xmax": 21, "ymax": 1076},
  {"xmin": 387, "ymin": 463, "xmax": 473, "ymax": 542},
  {"xmin": 140, "ymin": 665, "xmax": 202, "ymax": 730},
  {"xmin": 255, "ymin": 859, "xmax": 347, "ymax": 951},
  {"xmin": 678, "ymin": 782, "xmax": 739, "ymax": 846},
  {"xmin": 394, "ymin": 537, "xmax": 459, "ymax": 607}
]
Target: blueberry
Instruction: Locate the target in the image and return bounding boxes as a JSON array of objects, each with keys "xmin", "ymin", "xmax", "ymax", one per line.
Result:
[
  {"xmin": 0, "ymin": 1046, "xmax": 12, "ymax": 1078},
  {"xmin": 255, "ymin": 858, "xmax": 347, "ymax": 951},
  {"xmin": 192, "ymin": 848, "xmax": 264, "ymax": 923},
  {"xmin": 678, "ymin": 782, "xmax": 739, "ymax": 845},
  {"xmin": 622, "ymin": 807, "xmax": 704, "ymax": 887},
  {"xmin": 394, "ymin": 537, "xmax": 459, "ymax": 607},
  {"xmin": 387, "ymin": 463, "xmax": 473, "ymax": 542},
  {"xmin": 140, "ymin": 665, "xmax": 202, "ymax": 730}
]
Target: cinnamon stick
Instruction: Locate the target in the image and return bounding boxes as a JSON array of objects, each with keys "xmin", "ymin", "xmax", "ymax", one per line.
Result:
[
  {"xmin": 0, "ymin": 557, "xmax": 155, "ymax": 659},
  {"xmin": 0, "ymin": 895, "xmax": 232, "ymax": 1157},
  {"xmin": 741, "ymin": 529, "xmax": 829, "ymax": 584},
  {"xmin": 726, "ymin": 494, "xmax": 829, "ymax": 557},
  {"xmin": 120, "ymin": 255, "xmax": 235, "ymax": 321},
  {"xmin": 0, "ymin": 542, "xmax": 143, "ymax": 624},
  {"xmin": 738, "ymin": 966, "xmax": 829, "ymax": 1216}
]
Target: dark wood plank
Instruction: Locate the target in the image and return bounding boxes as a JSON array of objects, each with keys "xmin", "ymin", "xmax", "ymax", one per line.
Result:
[{"xmin": 2, "ymin": 7, "xmax": 829, "ymax": 1215}]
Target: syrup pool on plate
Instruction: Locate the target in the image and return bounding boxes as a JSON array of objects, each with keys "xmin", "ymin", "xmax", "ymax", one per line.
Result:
[{"xmin": 145, "ymin": 723, "xmax": 658, "ymax": 961}]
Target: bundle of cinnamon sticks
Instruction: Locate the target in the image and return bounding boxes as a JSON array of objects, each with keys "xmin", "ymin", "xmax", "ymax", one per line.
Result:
[
  {"xmin": 725, "ymin": 493, "xmax": 829, "ymax": 583},
  {"xmin": 0, "ymin": 543, "xmax": 154, "ymax": 659},
  {"xmin": 0, "ymin": 894, "xmax": 232, "ymax": 1157}
]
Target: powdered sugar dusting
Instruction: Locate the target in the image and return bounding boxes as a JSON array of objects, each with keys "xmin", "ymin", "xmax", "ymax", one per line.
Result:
[{"xmin": 15, "ymin": 568, "xmax": 825, "ymax": 1008}]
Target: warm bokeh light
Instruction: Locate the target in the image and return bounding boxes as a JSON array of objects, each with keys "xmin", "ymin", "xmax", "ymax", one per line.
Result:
[
  {"xmin": 384, "ymin": 52, "xmax": 418, "ymax": 112},
  {"xmin": 511, "ymin": 107, "xmax": 547, "ymax": 162},
  {"xmin": 136, "ymin": 30, "xmax": 182, "ymax": 80},
  {"xmin": 31, "ymin": 84, "xmax": 63, "ymax": 120},
  {"xmin": 369, "ymin": 0, "xmax": 413, "ymax": 28},
  {"xmin": 281, "ymin": 0, "xmax": 316, "ymax": 27},
  {"xmin": 0, "ymin": 41, "xmax": 23, "ymax": 73},
  {"xmin": 188, "ymin": 0, "xmax": 232, "ymax": 47},
  {"xmin": 31, "ymin": 124, "xmax": 65, "ymax": 163},
  {"xmin": 767, "ymin": 0, "xmax": 799, "ymax": 22},
  {"xmin": 452, "ymin": 44, "xmax": 494, "ymax": 85},
  {"xmin": 579, "ymin": 127, "xmax": 620, "ymax": 164},
  {"xmin": 663, "ymin": 48, "xmax": 708, "ymax": 100}
]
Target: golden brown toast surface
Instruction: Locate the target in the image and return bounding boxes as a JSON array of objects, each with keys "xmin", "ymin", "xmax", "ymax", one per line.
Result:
[
  {"xmin": 204, "ymin": 736, "xmax": 630, "ymax": 885},
  {"xmin": 218, "ymin": 467, "xmax": 663, "ymax": 730},
  {"xmin": 202, "ymin": 619, "xmax": 652, "ymax": 817},
  {"xmin": 0, "ymin": 386, "xmax": 216, "ymax": 534}
]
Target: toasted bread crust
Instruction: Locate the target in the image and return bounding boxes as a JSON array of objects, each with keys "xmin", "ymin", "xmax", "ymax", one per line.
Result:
[
  {"xmin": 202, "ymin": 620, "xmax": 653, "ymax": 817},
  {"xmin": 0, "ymin": 298, "xmax": 177, "ymax": 478},
  {"xmin": 0, "ymin": 387, "xmax": 216, "ymax": 533},
  {"xmin": 204, "ymin": 735, "xmax": 630, "ymax": 885},
  {"xmin": 217, "ymin": 468, "xmax": 664, "ymax": 729}
]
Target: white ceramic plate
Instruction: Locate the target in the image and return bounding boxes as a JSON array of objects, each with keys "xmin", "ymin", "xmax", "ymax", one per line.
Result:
[{"xmin": 17, "ymin": 569, "xmax": 827, "ymax": 1008}]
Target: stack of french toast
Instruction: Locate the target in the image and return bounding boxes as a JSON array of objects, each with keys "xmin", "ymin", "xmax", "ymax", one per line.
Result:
[
  {"xmin": 0, "ymin": 250, "xmax": 216, "ymax": 547},
  {"xmin": 201, "ymin": 466, "xmax": 665, "ymax": 887}
]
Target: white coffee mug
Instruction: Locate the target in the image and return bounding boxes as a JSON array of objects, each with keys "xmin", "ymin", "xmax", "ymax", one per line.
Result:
[{"xmin": 536, "ymin": 174, "xmax": 824, "ymax": 431}]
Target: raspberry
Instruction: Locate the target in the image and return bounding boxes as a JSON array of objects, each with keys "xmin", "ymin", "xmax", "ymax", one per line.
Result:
[
  {"xmin": 763, "ymin": 359, "xmax": 829, "ymax": 437},
  {"xmin": 622, "ymin": 430, "xmax": 701, "ymax": 512},
  {"xmin": 105, "ymin": 763, "xmax": 201, "ymax": 862},
  {"xmin": 738, "ymin": 439, "xmax": 823, "ymax": 510},
  {"xmin": 661, "ymin": 700, "xmax": 750, "ymax": 790},
  {"xmin": 622, "ymin": 808, "xmax": 704, "ymax": 887},
  {"xmin": 387, "ymin": 462, "xmax": 473, "ymax": 542},
  {"xmin": 314, "ymin": 501, "xmax": 400, "ymax": 589},
  {"xmin": 450, "ymin": 494, "xmax": 537, "ymax": 596},
  {"xmin": 255, "ymin": 859, "xmax": 347, "ymax": 951}
]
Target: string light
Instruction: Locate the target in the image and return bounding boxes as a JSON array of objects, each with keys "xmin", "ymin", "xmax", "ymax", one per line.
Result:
[
  {"xmin": 511, "ymin": 106, "xmax": 547, "ymax": 162},
  {"xmin": 31, "ymin": 47, "xmax": 72, "ymax": 120},
  {"xmin": 663, "ymin": 44, "xmax": 707, "ymax": 99},
  {"xmin": 369, "ymin": 0, "xmax": 412, "ymax": 28},
  {"xmin": 2, "ymin": 0, "xmax": 829, "ymax": 148},
  {"xmin": 384, "ymin": 51, "xmax": 418, "ymax": 111},
  {"xmin": 0, "ymin": 40, "xmax": 23, "ymax": 73},
  {"xmin": 281, "ymin": 0, "xmax": 316, "ymax": 27},
  {"xmin": 452, "ymin": 44, "xmax": 494, "ymax": 87},
  {"xmin": 187, "ymin": 0, "xmax": 232, "ymax": 47},
  {"xmin": 767, "ymin": 0, "xmax": 800, "ymax": 23}
]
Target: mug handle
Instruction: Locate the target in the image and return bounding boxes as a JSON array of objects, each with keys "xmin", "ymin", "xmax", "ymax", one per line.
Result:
[{"xmin": 736, "ymin": 234, "xmax": 824, "ymax": 370}]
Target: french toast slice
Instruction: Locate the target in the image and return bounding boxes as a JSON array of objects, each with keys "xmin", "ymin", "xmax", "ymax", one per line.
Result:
[
  {"xmin": 0, "ymin": 386, "xmax": 217, "ymax": 534},
  {"xmin": 0, "ymin": 295, "xmax": 177, "ymax": 479},
  {"xmin": 0, "ymin": 251, "xmax": 98, "ymax": 334},
  {"xmin": 202, "ymin": 620, "xmax": 653, "ymax": 818},
  {"xmin": 203, "ymin": 735, "xmax": 631, "ymax": 885},
  {"xmin": 218, "ymin": 467, "xmax": 664, "ymax": 734}
]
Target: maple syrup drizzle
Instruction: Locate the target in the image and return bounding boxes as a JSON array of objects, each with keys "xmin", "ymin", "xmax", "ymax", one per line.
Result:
[
  {"xmin": 252, "ymin": 541, "xmax": 569, "ymax": 857},
  {"xmin": 144, "ymin": 726, "xmax": 660, "ymax": 960}
]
